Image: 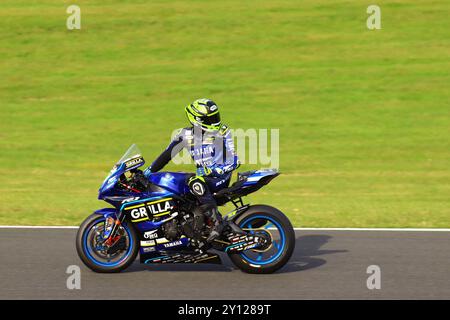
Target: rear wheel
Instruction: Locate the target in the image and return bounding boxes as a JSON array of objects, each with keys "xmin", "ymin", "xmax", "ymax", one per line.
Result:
[
  {"xmin": 76, "ymin": 213, "xmax": 138, "ymax": 273},
  {"xmin": 228, "ymin": 205, "xmax": 295, "ymax": 274}
]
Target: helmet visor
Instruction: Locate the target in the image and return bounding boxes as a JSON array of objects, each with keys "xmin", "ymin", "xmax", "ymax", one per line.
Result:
[{"xmin": 203, "ymin": 112, "xmax": 221, "ymax": 126}]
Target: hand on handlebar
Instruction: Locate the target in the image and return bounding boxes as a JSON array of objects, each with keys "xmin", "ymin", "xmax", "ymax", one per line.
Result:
[{"xmin": 143, "ymin": 166, "xmax": 152, "ymax": 177}]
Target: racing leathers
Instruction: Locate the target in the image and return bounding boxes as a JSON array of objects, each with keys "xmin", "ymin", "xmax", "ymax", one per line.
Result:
[{"xmin": 145, "ymin": 124, "xmax": 239, "ymax": 242}]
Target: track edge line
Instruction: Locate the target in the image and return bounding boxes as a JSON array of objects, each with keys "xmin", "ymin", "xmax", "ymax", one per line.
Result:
[{"xmin": 0, "ymin": 226, "xmax": 449, "ymax": 232}]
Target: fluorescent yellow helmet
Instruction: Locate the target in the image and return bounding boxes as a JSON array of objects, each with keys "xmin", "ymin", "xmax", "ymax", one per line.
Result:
[{"xmin": 185, "ymin": 99, "xmax": 222, "ymax": 132}]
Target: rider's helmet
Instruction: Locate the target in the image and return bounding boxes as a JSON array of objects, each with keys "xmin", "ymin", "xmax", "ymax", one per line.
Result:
[{"xmin": 185, "ymin": 98, "xmax": 222, "ymax": 132}]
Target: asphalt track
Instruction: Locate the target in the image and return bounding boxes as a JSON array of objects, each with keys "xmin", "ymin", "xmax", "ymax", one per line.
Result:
[{"xmin": 0, "ymin": 229, "xmax": 449, "ymax": 299}]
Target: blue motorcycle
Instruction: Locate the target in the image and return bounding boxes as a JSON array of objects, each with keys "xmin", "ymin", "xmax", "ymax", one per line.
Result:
[{"xmin": 76, "ymin": 144, "xmax": 295, "ymax": 273}]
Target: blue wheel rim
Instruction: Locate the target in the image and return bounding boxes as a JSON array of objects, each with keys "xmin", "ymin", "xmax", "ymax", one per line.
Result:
[
  {"xmin": 239, "ymin": 215, "xmax": 286, "ymax": 265},
  {"xmin": 83, "ymin": 218, "xmax": 133, "ymax": 267}
]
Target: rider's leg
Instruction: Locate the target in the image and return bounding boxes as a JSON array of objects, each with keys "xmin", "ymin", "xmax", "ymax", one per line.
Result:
[{"xmin": 187, "ymin": 176, "xmax": 225, "ymax": 242}]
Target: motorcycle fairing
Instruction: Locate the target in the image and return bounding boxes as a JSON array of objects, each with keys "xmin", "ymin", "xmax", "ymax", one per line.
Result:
[
  {"xmin": 93, "ymin": 207, "xmax": 117, "ymax": 218},
  {"xmin": 119, "ymin": 196, "xmax": 181, "ymax": 233},
  {"xmin": 148, "ymin": 171, "xmax": 232, "ymax": 195},
  {"xmin": 141, "ymin": 251, "xmax": 222, "ymax": 264},
  {"xmin": 214, "ymin": 169, "xmax": 279, "ymax": 206},
  {"xmin": 99, "ymin": 144, "xmax": 146, "ymax": 198},
  {"xmin": 242, "ymin": 169, "xmax": 279, "ymax": 186},
  {"xmin": 139, "ymin": 236, "xmax": 190, "ymax": 258},
  {"xmin": 95, "ymin": 145, "xmax": 281, "ymax": 265},
  {"xmin": 148, "ymin": 172, "xmax": 192, "ymax": 195},
  {"xmin": 121, "ymin": 197, "xmax": 175, "ymax": 223}
]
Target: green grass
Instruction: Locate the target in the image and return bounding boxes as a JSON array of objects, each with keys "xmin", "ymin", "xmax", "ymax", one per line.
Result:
[{"xmin": 0, "ymin": 0, "xmax": 449, "ymax": 227}]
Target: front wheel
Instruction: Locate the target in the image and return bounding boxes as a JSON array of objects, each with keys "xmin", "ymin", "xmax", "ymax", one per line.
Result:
[
  {"xmin": 76, "ymin": 213, "xmax": 138, "ymax": 273},
  {"xmin": 228, "ymin": 205, "xmax": 295, "ymax": 274}
]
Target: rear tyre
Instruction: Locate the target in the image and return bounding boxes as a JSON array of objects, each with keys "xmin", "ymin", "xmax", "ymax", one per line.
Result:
[
  {"xmin": 76, "ymin": 213, "xmax": 138, "ymax": 273},
  {"xmin": 228, "ymin": 205, "xmax": 295, "ymax": 274}
]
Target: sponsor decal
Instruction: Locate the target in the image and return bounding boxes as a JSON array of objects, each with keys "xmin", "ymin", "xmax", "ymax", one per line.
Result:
[
  {"xmin": 189, "ymin": 145, "xmax": 214, "ymax": 157},
  {"xmin": 163, "ymin": 240, "xmax": 183, "ymax": 248},
  {"xmin": 125, "ymin": 198, "xmax": 174, "ymax": 222},
  {"xmin": 142, "ymin": 247, "xmax": 156, "ymax": 253},
  {"xmin": 225, "ymin": 235, "xmax": 262, "ymax": 253},
  {"xmin": 143, "ymin": 230, "xmax": 158, "ymax": 240},
  {"xmin": 156, "ymin": 238, "xmax": 170, "ymax": 244},
  {"xmin": 124, "ymin": 156, "xmax": 144, "ymax": 169},
  {"xmin": 121, "ymin": 197, "xmax": 140, "ymax": 203},
  {"xmin": 130, "ymin": 207, "xmax": 149, "ymax": 220},
  {"xmin": 215, "ymin": 178, "xmax": 227, "ymax": 187},
  {"xmin": 140, "ymin": 240, "xmax": 156, "ymax": 247}
]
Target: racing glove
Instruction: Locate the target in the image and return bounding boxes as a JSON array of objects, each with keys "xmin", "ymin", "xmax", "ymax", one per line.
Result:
[
  {"xmin": 196, "ymin": 166, "xmax": 212, "ymax": 177},
  {"xmin": 143, "ymin": 166, "xmax": 152, "ymax": 178}
]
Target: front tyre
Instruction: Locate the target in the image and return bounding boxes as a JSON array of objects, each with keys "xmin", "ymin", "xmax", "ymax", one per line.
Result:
[
  {"xmin": 76, "ymin": 213, "xmax": 138, "ymax": 273},
  {"xmin": 228, "ymin": 205, "xmax": 295, "ymax": 274}
]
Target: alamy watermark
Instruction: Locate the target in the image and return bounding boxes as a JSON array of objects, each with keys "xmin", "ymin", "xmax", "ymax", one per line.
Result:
[
  {"xmin": 66, "ymin": 265, "xmax": 81, "ymax": 290},
  {"xmin": 366, "ymin": 265, "xmax": 381, "ymax": 290},
  {"xmin": 367, "ymin": 5, "xmax": 381, "ymax": 30},
  {"xmin": 66, "ymin": 5, "xmax": 81, "ymax": 30},
  {"xmin": 170, "ymin": 127, "xmax": 280, "ymax": 170},
  {"xmin": 66, "ymin": 5, "xmax": 381, "ymax": 31}
]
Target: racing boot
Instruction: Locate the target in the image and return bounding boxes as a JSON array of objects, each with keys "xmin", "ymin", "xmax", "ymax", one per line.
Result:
[{"xmin": 201, "ymin": 205, "xmax": 226, "ymax": 242}]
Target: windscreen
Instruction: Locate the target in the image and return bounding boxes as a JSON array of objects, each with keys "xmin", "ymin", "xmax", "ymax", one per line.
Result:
[
  {"xmin": 112, "ymin": 144, "xmax": 145, "ymax": 171},
  {"xmin": 101, "ymin": 144, "xmax": 145, "ymax": 191},
  {"xmin": 117, "ymin": 144, "xmax": 142, "ymax": 165}
]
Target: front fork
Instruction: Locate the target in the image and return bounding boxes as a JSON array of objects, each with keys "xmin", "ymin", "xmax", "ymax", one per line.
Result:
[{"xmin": 101, "ymin": 211, "xmax": 126, "ymax": 246}]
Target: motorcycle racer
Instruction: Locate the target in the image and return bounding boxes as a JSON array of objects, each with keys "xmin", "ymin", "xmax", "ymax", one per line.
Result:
[{"xmin": 144, "ymin": 98, "xmax": 239, "ymax": 242}]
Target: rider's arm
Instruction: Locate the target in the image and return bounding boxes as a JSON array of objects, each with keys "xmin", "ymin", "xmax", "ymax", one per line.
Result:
[
  {"xmin": 211, "ymin": 128, "xmax": 240, "ymax": 176},
  {"xmin": 147, "ymin": 129, "xmax": 186, "ymax": 174}
]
